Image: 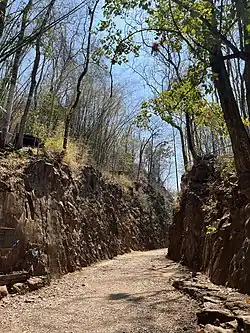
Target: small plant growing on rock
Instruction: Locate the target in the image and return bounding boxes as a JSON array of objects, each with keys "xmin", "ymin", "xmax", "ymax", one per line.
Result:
[
  {"xmin": 217, "ymin": 155, "xmax": 236, "ymax": 180},
  {"xmin": 205, "ymin": 225, "xmax": 216, "ymax": 236}
]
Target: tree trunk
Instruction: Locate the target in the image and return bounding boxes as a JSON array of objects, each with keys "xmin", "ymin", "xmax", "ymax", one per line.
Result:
[
  {"xmin": 243, "ymin": 0, "xmax": 250, "ymax": 117},
  {"xmin": 0, "ymin": 0, "xmax": 32, "ymax": 148},
  {"xmin": 0, "ymin": 0, "xmax": 8, "ymax": 40},
  {"xmin": 137, "ymin": 135, "xmax": 152, "ymax": 180},
  {"xmin": 15, "ymin": 39, "xmax": 41, "ymax": 149},
  {"xmin": 172, "ymin": 127, "xmax": 179, "ymax": 192},
  {"xmin": 15, "ymin": 0, "xmax": 56, "ymax": 149},
  {"xmin": 172, "ymin": 123, "xmax": 188, "ymax": 171},
  {"xmin": 63, "ymin": 0, "xmax": 99, "ymax": 150},
  {"xmin": 185, "ymin": 113, "xmax": 198, "ymax": 160},
  {"xmin": 137, "ymin": 143, "xmax": 145, "ymax": 181},
  {"xmin": 211, "ymin": 51, "xmax": 250, "ymax": 196},
  {"xmin": 148, "ymin": 135, "xmax": 154, "ymax": 183}
]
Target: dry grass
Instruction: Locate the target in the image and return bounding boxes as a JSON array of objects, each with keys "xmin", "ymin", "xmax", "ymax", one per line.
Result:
[
  {"xmin": 0, "ymin": 134, "xmax": 89, "ymax": 179},
  {"xmin": 103, "ymin": 171, "xmax": 134, "ymax": 192},
  {"xmin": 0, "ymin": 152, "xmax": 29, "ymax": 179},
  {"xmin": 216, "ymin": 154, "xmax": 235, "ymax": 174},
  {"xmin": 45, "ymin": 130, "xmax": 89, "ymax": 171}
]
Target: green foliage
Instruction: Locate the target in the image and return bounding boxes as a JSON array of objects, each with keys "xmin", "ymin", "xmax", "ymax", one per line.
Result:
[
  {"xmin": 206, "ymin": 225, "xmax": 216, "ymax": 236},
  {"xmin": 195, "ymin": 101, "xmax": 227, "ymax": 136},
  {"xmin": 99, "ymin": 0, "xmax": 214, "ymax": 65},
  {"xmin": 27, "ymin": 92, "xmax": 64, "ymax": 137},
  {"xmin": 138, "ymin": 73, "xmax": 227, "ymax": 137},
  {"xmin": 45, "ymin": 123, "xmax": 65, "ymax": 152},
  {"xmin": 217, "ymin": 155, "xmax": 236, "ymax": 179}
]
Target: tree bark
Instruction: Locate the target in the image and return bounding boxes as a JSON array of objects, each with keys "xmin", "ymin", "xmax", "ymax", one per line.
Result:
[
  {"xmin": 63, "ymin": 0, "xmax": 99, "ymax": 150},
  {"xmin": 15, "ymin": 39, "xmax": 41, "ymax": 149},
  {"xmin": 242, "ymin": 0, "xmax": 250, "ymax": 117},
  {"xmin": 15, "ymin": 0, "xmax": 56, "ymax": 149},
  {"xmin": 185, "ymin": 113, "xmax": 198, "ymax": 161},
  {"xmin": 0, "ymin": 0, "xmax": 8, "ymax": 40},
  {"xmin": 211, "ymin": 50, "xmax": 250, "ymax": 196},
  {"xmin": 171, "ymin": 123, "xmax": 188, "ymax": 171},
  {"xmin": 0, "ymin": 0, "xmax": 32, "ymax": 148}
]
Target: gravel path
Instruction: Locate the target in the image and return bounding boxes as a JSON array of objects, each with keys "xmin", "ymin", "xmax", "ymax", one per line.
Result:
[{"xmin": 0, "ymin": 249, "xmax": 199, "ymax": 333}]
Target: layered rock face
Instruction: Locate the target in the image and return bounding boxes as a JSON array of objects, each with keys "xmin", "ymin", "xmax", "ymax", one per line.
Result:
[
  {"xmin": 0, "ymin": 157, "xmax": 171, "ymax": 276},
  {"xmin": 168, "ymin": 158, "xmax": 250, "ymax": 294}
]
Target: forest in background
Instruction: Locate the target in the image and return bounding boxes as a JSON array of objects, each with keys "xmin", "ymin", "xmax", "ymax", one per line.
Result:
[{"xmin": 0, "ymin": 0, "xmax": 249, "ymax": 194}]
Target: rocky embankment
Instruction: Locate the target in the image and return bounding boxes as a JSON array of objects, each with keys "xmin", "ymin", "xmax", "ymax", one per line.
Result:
[
  {"xmin": 168, "ymin": 157, "xmax": 250, "ymax": 294},
  {"xmin": 0, "ymin": 155, "xmax": 172, "ymax": 282},
  {"xmin": 173, "ymin": 271, "xmax": 250, "ymax": 332}
]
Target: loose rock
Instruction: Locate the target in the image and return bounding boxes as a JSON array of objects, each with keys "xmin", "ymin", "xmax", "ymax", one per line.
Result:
[
  {"xmin": 0, "ymin": 285, "xmax": 8, "ymax": 299},
  {"xmin": 204, "ymin": 324, "xmax": 234, "ymax": 333},
  {"xmin": 11, "ymin": 283, "xmax": 29, "ymax": 295},
  {"xmin": 27, "ymin": 276, "xmax": 49, "ymax": 291}
]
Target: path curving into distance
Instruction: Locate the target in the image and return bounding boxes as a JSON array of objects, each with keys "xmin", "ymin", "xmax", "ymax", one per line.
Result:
[{"xmin": 0, "ymin": 249, "xmax": 199, "ymax": 333}]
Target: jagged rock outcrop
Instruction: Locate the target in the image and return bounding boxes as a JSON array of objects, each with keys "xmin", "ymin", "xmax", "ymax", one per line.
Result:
[
  {"xmin": 0, "ymin": 156, "xmax": 172, "ymax": 277},
  {"xmin": 168, "ymin": 158, "xmax": 250, "ymax": 294}
]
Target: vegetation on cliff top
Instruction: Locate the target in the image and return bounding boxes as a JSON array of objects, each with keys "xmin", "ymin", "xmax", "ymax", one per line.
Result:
[{"xmin": 0, "ymin": 0, "xmax": 250, "ymax": 194}]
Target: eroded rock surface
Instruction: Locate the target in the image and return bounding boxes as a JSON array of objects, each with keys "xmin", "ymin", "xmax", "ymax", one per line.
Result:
[
  {"xmin": 0, "ymin": 156, "xmax": 172, "ymax": 277},
  {"xmin": 168, "ymin": 158, "xmax": 250, "ymax": 294}
]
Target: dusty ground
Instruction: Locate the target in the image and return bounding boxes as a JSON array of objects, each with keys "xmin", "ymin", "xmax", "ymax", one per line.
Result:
[{"xmin": 0, "ymin": 249, "xmax": 199, "ymax": 333}]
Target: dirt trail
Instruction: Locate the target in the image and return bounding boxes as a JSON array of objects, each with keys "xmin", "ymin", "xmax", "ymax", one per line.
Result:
[{"xmin": 0, "ymin": 249, "xmax": 199, "ymax": 333}]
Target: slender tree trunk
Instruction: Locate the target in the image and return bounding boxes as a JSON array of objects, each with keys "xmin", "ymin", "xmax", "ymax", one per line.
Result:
[
  {"xmin": 171, "ymin": 123, "xmax": 188, "ymax": 172},
  {"xmin": 16, "ymin": 0, "xmax": 56, "ymax": 149},
  {"xmin": 137, "ymin": 135, "xmax": 152, "ymax": 180},
  {"xmin": 211, "ymin": 50, "xmax": 250, "ymax": 196},
  {"xmin": 0, "ymin": 0, "xmax": 7, "ymax": 40},
  {"xmin": 148, "ymin": 135, "xmax": 154, "ymax": 183},
  {"xmin": 177, "ymin": 125, "xmax": 188, "ymax": 170},
  {"xmin": 34, "ymin": 55, "xmax": 46, "ymax": 110},
  {"xmin": 0, "ymin": 0, "xmax": 32, "ymax": 148},
  {"xmin": 185, "ymin": 113, "xmax": 198, "ymax": 160},
  {"xmin": 211, "ymin": 129, "xmax": 216, "ymax": 154},
  {"xmin": 63, "ymin": 0, "xmax": 99, "ymax": 150},
  {"xmin": 180, "ymin": 127, "xmax": 188, "ymax": 171},
  {"xmin": 137, "ymin": 143, "xmax": 144, "ymax": 181},
  {"xmin": 172, "ymin": 127, "xmax": 179, "ymax": 192},
  {"xmin": 243, "ymin": 0, "xmax": 250, "ymax": 117},
  {"xmin": 16, "ymin": 39, "xmax": 41, "ymax": 149}
]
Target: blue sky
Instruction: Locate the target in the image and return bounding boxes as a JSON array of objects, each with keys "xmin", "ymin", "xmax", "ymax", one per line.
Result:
[{"xmin": 106, "ymin": 12, "xmax": 184, "ymax": 192}]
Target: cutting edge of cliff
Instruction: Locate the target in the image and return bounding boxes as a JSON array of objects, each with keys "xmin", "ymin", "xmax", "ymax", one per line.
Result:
[
  {"xmin": 0, "ymin": 150, "xmax": 173, "ymax": 278},
  {"xmin": 168, "ymin": 155, "xmax": 250, "ymax": 295}
]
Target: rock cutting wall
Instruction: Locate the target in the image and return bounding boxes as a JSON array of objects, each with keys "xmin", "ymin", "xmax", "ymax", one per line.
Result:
[
  {"xmin": 0, "ymin": 157, "xmax": 172, "ymax": 276},
  {"xmin": 168, "ymin": 158, "xmax": 250, "ymax": 294}
]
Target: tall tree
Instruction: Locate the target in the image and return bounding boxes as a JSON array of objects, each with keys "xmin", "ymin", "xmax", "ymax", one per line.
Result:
[
  {"xmin": 0, "ymin": 0, "xmax": 8, "ymax": 40},
  {"xmin": 16, "ymin": 0, "xmax": 56, "ymax": 149},
  {"xmin": 63, "ymin": 0, "xmax": 100, "ymax": 150},
  {"xmin": 100, "ymin": 0, "xmax": 250, "ymax": 196},
  {"xmin": 0, "ymin": 0, "xmax": 32, "ymax": 148}
]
